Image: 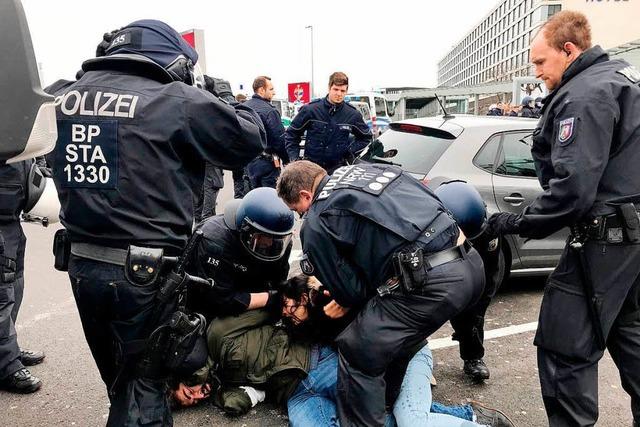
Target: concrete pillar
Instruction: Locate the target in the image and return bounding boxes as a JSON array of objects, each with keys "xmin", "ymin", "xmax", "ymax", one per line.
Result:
[{"xmin": 474, "ymin": 94, "xmax": 480, "ymax": 115}]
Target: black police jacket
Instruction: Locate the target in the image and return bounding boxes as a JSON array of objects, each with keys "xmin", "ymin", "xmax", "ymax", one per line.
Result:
[
  {"xmin": 300, "ymin": 163, "xmax": 459, "ymax": 307},
  {"xmin": 519, "ymin": 46, "xmax": 640, "ymax": 239},
  {"xmin": 47, "ymin": 55, "xmax": 265, "ymax": 253},
  {"xmin": 244, "ymin": 94, "xmax": 288, "ymax": 162},
  {"xmin": 285, "ymin": 97, "xmax": 372, "ymax": 171},
  {"xmin": 190, "ymin": 215, "xmax": 291, "ymax": 318}
]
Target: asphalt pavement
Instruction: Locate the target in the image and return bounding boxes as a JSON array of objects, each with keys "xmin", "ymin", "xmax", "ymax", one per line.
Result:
[{"xmin": 0, "ymin": 172, "xmax": 634, "ymax": 426}]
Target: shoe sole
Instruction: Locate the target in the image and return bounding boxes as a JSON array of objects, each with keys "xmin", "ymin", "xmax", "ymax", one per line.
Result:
[
  {"xmin": 20, "ymin": 357, "xmax": 45, "ymax": 367},
  {"xmin": 470, "ymin": 400, "xmax": 517, "ymax": 427}
]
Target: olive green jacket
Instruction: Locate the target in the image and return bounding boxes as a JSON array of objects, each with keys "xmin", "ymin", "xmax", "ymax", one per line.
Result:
[{"xmin": 197, "ymin": 310, "xmax": 311, "ymax": 412}]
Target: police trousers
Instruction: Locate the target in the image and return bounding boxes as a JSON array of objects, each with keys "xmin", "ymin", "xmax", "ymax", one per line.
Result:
[
  {"xmin": 335, "ymin": 247, "xmax": 485, "ymax": 427},
  {"xmin": 246, "ymin": 156, "xmax": 279, "ymax": 190},
  {"xmin": 451, "ymin": 235, "xmax": 503, "ymax": 361},
  {"xmin": 68, "ymin": 255, "xmax": 172, "ymax": 427},
  {"xmin": 0, "ymin": 223, "xmax": 26, "ymax": 379},
  {"xmin": 534, "ymin": 241, "xmax": 640, "ymax": 426}
]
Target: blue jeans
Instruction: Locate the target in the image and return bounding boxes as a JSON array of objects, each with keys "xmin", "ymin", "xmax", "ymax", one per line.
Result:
[
  {"xmin": 288, "ymin": 345, "xmax": 483, "ymax": 427},
  {"xmin": 288, "ymin": 345, "xmax": 340, "ymax": 427},
  {"xmin": 385, "ymin": 345, "xmax": 483, "ymax": 427}
]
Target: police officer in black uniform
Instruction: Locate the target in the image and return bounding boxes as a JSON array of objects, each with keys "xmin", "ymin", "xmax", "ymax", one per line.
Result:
[
  {"xmin": 244, "ymin": 76, "xmax": 289, "ymax": 189},
  {"xmin": 487, "ymin": 11, "xmax": 640, "ymax": 426},
  {"xmin": 285, "ymin": 72, "xmax": 372, "ymax": 174},
  {"xmin": 47, "ymin": 20, "xmax": 264, "ymax": 426},
  {"xmin": 277, "ymin": 161, "xmax": 485, "ymax": 426},
  {"xmin": 0, "ymin": 160, "xmax": 47, "ymax": 393},
  {"xmin": 189, "ymin": 188, "xmax": 294, "ymax": 319}
]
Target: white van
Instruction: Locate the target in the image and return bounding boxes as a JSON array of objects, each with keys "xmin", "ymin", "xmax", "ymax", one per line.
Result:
[{"xmin": 345, "ymin": 92, "xmax": 394, "ymax": 136}]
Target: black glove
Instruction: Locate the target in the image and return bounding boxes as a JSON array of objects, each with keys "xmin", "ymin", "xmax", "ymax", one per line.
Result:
[
  {"xmin": 485, "ymin": 212, "xmax": 521, "ymax": 238},
  {"xmin": 203, "ymin": 75, "xmax": 235, "ymax": 103},
  {"xmin": 95, "ymin": 28, "xmax": 122, "ymax": 57},
  {"xmin": 265, "ymin": 289, "xmax": 281, "ymax": 312}
]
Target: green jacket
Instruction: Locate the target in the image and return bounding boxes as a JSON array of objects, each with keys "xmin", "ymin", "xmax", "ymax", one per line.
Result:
[{"xmin": 199, "ymin": 310, "xmax": 311, "ymax": 412}]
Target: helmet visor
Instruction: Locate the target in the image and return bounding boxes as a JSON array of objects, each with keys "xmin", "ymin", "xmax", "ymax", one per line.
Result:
[{"xmin": 240, "ymin": 227, "xmax": 293, "ymax": 261}]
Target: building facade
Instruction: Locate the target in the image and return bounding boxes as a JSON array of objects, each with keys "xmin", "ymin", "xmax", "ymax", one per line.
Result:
[{"xmin": 437, "ymin": 0, "xmax": 640, "ymax": 87}]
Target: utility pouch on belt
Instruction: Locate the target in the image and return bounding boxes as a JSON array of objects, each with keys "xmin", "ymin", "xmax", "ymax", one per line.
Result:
[
  {"xmin": 617, "ymin": 203, "xmax": 640, "ymax": 243},
  {"xmin": 392, "ymin": 246, "xmax": 427, "ymax": 294},
  {"xmin": 164, "ymin": 310, "xmax": 207, "ymax": 376},
  {"xmin": 125, "ymin": 245, "xmax": 164, "ymax": 286},
  {"xmin": 52, "ymin": 229, "xmax": 71, "ymax": 272}
]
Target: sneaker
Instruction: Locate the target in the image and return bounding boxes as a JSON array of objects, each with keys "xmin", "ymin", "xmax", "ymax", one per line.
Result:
[
  {"xmin": 464, "ymin": 359, "xmax": 490, "ymax": 381},
  {"xmin": 0, "ymin": 368, "xmax": 42, "ymax": 394},
  {"xmin": 19, "ymin": 349, "xmax": 45, "ymax": 366},
  {"xmin": 470, "ymin": 401, "xmax": 515, "ymax": 427}
]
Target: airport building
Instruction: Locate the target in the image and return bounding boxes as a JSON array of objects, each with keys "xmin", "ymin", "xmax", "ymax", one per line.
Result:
[{"xmin": 437, "ymin": 0, "xmax": 640, "ymax": 87}]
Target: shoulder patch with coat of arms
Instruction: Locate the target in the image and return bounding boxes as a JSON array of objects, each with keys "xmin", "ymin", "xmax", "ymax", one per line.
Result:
[{"xmin": 557, "ymin": 117, "xmax": 575, "ymax": 145}]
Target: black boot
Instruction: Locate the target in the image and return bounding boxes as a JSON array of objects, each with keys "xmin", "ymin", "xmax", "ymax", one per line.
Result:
[
  {"xmin": 0, "ymin": 368, "xmax": 42, "ymax": 394},
  {"xmin": 464, "ymin": 358, "xmax": 490, "ymax": 381},
  {"xmin": 20, "ymin": 349, "xmax": 45, "ymax": 366}
]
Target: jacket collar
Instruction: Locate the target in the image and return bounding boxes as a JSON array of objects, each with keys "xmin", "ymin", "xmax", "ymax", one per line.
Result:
[
  {"xmin": 541, "ymin": 45, "xmax": 608, "ymax": 111},
  {"xmin": 323, "ymin": 96, "xmax": 345, "ymax": 115}
]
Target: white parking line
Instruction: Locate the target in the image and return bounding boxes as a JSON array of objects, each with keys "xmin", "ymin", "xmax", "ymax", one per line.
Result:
[{"xmin": 430, "ymin": 321, "xmax": 539, "ymax": 350}]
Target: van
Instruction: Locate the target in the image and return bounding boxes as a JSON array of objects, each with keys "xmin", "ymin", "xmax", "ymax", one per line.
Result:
[{"xmin": 345, "ymin": 92, "xmax": 394, "ymax": 136}]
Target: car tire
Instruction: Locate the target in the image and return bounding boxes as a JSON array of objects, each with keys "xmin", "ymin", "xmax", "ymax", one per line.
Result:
[{"xmin": 492, "ymin": 238, "xmax": 510, "ymax": 291}]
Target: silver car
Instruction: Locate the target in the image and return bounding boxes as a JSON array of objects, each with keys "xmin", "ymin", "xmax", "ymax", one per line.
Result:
[{"xmin": 360, "ymin": 114, "xmax": 566, "ymax": 287}]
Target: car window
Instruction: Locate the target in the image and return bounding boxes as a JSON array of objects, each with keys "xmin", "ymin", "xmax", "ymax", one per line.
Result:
[
  {"xmin": 495, "ymin": 132, "xmax": 537, "ymax": 177},
  {"xmin": 473, "ymin": 134, "xmax": 501, "ymax": 172},
  {"xmin": 360, "ymin": 129, "xmax": 454, "ymax": 175},
  {"xmin": 375, "ymin": 97, "xmax": 387, "ymax": 116}
]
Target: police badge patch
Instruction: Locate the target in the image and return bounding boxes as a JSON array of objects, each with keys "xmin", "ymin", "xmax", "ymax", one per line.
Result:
[
  {"xmin": 300, "ymin": 253, "xmax": 315, "ymax": 275},
  {"xmin": 558, "ymin": 117, "xmax": 575, "ymax": 145}
]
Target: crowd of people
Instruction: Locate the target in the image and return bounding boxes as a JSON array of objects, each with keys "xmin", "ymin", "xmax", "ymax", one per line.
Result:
[
  {"xmin": 1, "ymin": 8, "xmax": 640, "ymax": 427},
  {"xmin": 486, "ymin": 96, "xmax": 543, "ymax": 118}
]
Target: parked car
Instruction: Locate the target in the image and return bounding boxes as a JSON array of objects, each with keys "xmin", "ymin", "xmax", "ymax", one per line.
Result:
[
  {"xmin": 349, "ymin": 100, "xmax": 373, "ymax": 132},
  {"xmin": 359, "ymin": 114, "xmax": 566, "ymax": 287}
]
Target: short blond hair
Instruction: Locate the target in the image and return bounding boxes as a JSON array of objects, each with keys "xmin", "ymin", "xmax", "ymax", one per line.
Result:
[{"xmin": 541, "ymin": 10, "xmax": 592, "ymax": 51}]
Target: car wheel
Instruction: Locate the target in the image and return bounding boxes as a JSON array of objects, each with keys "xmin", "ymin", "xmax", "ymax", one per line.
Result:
[{"xmin": 492, "ymin": 237, "xmax": 510, "ymax": 291}]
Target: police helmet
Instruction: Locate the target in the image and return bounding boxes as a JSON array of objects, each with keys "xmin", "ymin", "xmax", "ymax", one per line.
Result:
[
  {"xmin": 434, "ymin": 180, "xmax": 487, "ymax": 239},
  {"xmin": 535, "ymin": 96, "xmax": 543, "ymax": 106},
  {"xmin": 234, "ymin": 188, "xmax": 295, "ymax": 261},
  {"xmin": 102, "ymin": 20, "xmax": 201, "ymax": 86},
  {"xmin": 521, "ymin": 96, "xmax": 534, "ymax": 107}
]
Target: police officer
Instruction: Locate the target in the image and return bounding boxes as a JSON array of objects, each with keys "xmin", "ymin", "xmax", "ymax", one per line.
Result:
[
  {"xmin": 47, "ymin": 20, "xmax": 264, "ymax": 426},
  {"xmin": 0, "ymin": 160, "xmax": 49, "ymax": 393},
  {"xmin": 189, "ymin": 187, "xmax": 294, "ymax": 319},
  {"xmin": 435, "ymin": 181, "xmax": 501, "ymax": 382},
  {"xmin": 277, "ymin": 161, "xmax": 485, "ymax": 426},
  {"xmin": 519, "ymin": 96, "xmax": 538, "ymax": 118},
  {"xmin": 285, "ymin": 72, "xmax": 372, "ymax": 174},
  {"xmin": 487, "ymin": 11, "xmax": 640, "ymax": 426},
  {"xmin": 244, "ymin": 76, "xmax": 289, "ymax": 189},
  {"xmin": 533, "ymin": 96, "xmax": 544, "ymax": 117}
]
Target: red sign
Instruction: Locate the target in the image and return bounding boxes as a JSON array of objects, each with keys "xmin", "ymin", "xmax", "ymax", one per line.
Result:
[
  {"xmin": 181, "ymin": 31, "xmax": 195, "ymax": 48},
  {"xmin": 288, "ymin": 82, "xmax": 311, "ymax": 104}
]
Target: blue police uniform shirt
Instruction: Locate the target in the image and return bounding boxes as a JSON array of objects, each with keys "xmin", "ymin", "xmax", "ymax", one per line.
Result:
[{"xmin": 285, "ymin": 97, "xmax": 372, "ymax": 171}]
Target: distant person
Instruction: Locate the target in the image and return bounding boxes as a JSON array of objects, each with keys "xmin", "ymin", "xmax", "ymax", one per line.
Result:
[
  {"xmin": 244, "ymin": 76, "xmax": 289, "ymax": 189},
  {"xmin": 533, "ymin": 96, "xmax": 543, "ymax": 116},
  {"xmin": 235, "ymin": 93, "xmax": 247, "ymax": 103},
  {"xmin": 487, "ymin": 104, "xmax": 503, "ymax": 116},
  {"xmin": 232, "ymin": 87, "xmax": 251, "ymax": 199},
  {"xmin": 519, "ymin": 96, "xmax": 538, "ymax": 118},
  {"xmin": 285, "ymin": 72, "xmax": 372, "ymax": 173}
]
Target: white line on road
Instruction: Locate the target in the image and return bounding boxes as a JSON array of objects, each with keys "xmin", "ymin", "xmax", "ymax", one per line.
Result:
[{"xmin": 430, "ymin": 321, "xmax": 539, "ymax": 350}]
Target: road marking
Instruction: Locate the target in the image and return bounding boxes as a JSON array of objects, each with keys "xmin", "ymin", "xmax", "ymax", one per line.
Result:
[{"xmin": 430, "ymin": 321, "xmax": 539, "ymax": 350}]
